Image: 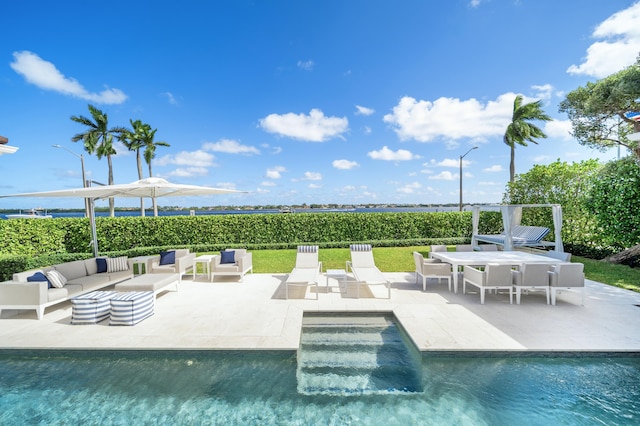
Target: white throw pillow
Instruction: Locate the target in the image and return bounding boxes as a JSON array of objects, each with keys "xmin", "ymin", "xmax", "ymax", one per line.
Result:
[
  {"xmin": 107, "ymin": 256, "xmax": 129, "ymax": 273},
  {"xmin": 46, "ymin": 270, "xmax": 68, "ymax": 288}
]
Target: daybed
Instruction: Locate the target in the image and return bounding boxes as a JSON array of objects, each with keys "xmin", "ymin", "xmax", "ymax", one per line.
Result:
[{"xmin": 0, "ymin": 257, "xmax": 134, "ymax": 320}]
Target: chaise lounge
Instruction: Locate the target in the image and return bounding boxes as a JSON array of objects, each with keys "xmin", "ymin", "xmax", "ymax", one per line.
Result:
[
  {"xmin": 285, "ymin": 245, "xmax": 322, "ymax": 299},
  {"xmin": 346, "ymin": 244, "xmax": 390, "ymax": 299}
]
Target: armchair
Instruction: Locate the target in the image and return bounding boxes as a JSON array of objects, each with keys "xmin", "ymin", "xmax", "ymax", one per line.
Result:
[
  {"xmin": 548, "ymin": 263, "xmax": 585, "ymax": 306},
  {"xmin": 210, "ymin": 248, "xmax": 253, "ymax": 282},
  {"xmin": 149, "ymin": 249, "xmax": 196, "ymax": 282},
  {"xmin": 413, "ymin": 251, "xmax": 452, "ymax": 291},
  {"xmin": 463, "ymin": 263, "xmax": 513, "ymax": 304},
  {"xmin": 511, "ymin": 263, "xmax": 552, "ymax": 304}
]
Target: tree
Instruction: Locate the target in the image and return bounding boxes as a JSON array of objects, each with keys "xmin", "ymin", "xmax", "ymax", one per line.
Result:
[
  {"xmin": 503, "ymin": 159, "xmax": 603, "ymax": 256},
  {"xmin": 585, "ymin": 156, "xmax": 640, "ymax": 250},
  {"xmin": 141, "ymin": 126, "xmax": 169, "ymax": 216},
  {"xmin": 559, "ymin": 56, "xmax": 640, "ymax": 158},
  {"xmin": 503, "ymin": 95, "xmax": 552, "ymax": 182},
  {"xmin": 120, "ymin": 119, "xmax": 149, "ymax": 216},
  {"xmin": 70, "ymin": 105, "xmax": 127, "ymax": 217}
]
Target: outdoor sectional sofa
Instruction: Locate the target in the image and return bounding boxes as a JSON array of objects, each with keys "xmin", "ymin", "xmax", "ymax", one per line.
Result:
[{"xmin": 0, "ymin": 257, "xmax": 134, "ymax": 320}]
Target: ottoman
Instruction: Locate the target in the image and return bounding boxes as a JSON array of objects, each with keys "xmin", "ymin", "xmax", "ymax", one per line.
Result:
[
  {"xmin": 70, "ymin": 291, "xmax": 118, "ymax": 324},
  {"xmin": 109, "ymin": 291, "xmax": 155, "ymax": 326}
]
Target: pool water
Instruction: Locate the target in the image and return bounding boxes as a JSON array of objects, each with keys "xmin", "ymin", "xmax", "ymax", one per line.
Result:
[{"xmin": 1, "ymin": 350, "xmax": 639, "ymax": 425}]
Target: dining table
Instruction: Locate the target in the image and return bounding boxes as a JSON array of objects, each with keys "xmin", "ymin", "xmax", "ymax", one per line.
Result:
[{"xmin": 430, "ymin": 251, "xmax": 562, "ymax": 293}]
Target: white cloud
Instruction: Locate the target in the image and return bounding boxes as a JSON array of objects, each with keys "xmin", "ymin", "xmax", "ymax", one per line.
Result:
[
  {"xmin": 567, "ymin": 2, "xmax": 640, "ymax": 78},
  {"xmin": 534, "ymin": 155, "xmax": 552, "ymax": 163},
  {"xmin": 155, "ymin": 150, "xmax": 215, "ymax": 168},
  {"xmin": 162, "ymin": 92, "xmax": 179, "ymax": 105},
  {"xmin": 266, "ymin": 166, "xmax": 286, "ymax": 179},
  {"xmin": 483, "ymin": 165, "xmax": 504, "ymax": 172},
  {"xmin": 383, "ymin": 94, "xmax": 521, "ymax": 142},
  {"xmin": 164, "ymin": 167, "xmax": 209, "ymax": 178},
  {"xmin": 297, "ymin": 60, "xmax": 314, "ymax": 71},
  {"xmin": 259, "ymin": 109, "xmax": 349, "ymax": 142},
  {"xmin": 355, "ymin": 105, "xmax": 375, "ymax": 116},
  {"xmin": 203, "ymin": 139, "xmax": 260, "ymax": 155},
  {"xmin": 531, "ymin": 84, "xmax": 554, "ymax": 101},
  {"xmin": 469, "ymin": 0, "xmax": 482, "ymax": 7},
  {"xmin": 367, "ymin": 146, "xmax": 419, "ymax": 161},
  {"xmin": 544, "ymin": 120, "xmax": 573, "ymax": 141},
  {"xmin": 302, "ymin": 171, "xmax": 322, "ymax": 181},
  {"xmin": 10, "ymin": 51, "xmax": 127, "ymax": 104},
  {"xmin": 308, "ymin": 183, "xmax": 322, "ymax": 189},
  {"xmin": 332, "ymin": 159, "xmax": 359, "ymax": 170},
  {"xmin": 398, "ymin": 182, "xmax": 421, "ymax": 194},
  {"xmin": 428, "ymin": 171, "xmax": 456, "ymax": 181},
  {"xmin": 437, "ymin": 158, "xmax": 472, "ymax": 168},
  {"xmin": 260, "ymin": 181, "xmax": 276, "ymax": 187},
  {"xmin": 256, "ymin": 187, "xmax": 270, "ymax": 194}
]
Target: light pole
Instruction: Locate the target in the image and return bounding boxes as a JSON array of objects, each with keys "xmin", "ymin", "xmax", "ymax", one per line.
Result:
[
  {"xmin": 459, "ymin": 146, "xmax": 478, "ymax": 212},
  {"xmin": 53, "ymin": 144, "xmax": 89, "ymax": 217}
]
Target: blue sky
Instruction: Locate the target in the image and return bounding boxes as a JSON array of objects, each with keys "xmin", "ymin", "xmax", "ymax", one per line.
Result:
[{"xmin": 2, "ymin": 0, "xmax": 640, "ymax": 210}]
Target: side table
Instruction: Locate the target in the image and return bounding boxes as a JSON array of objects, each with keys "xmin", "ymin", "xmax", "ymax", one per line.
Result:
[
  {"xmin": 193, "ymin": 254, "xmax": 217, "ymax": 281},
  {"xmin": 325, "ymin": 269, "xmax": 348, "ymax": 293}
]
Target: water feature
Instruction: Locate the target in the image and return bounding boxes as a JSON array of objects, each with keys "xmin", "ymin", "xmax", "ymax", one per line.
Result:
[
  {"xmin": 297, "ymin": 313, "xmax": 422, "ymax": 395},
  {"xmin": 1, "ymin": 350, "xmax": 639, "ymax": 424}
]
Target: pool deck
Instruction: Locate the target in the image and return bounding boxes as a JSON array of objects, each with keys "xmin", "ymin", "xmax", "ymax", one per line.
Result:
[{"xmin": 1, "ymin": 272, "xmax": 640, "ymax": 353}]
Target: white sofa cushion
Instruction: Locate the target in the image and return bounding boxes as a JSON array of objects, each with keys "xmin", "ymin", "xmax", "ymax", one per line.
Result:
[{"xmin": 54, "ymin": 260, "xmax": 88, "ymax": 281}]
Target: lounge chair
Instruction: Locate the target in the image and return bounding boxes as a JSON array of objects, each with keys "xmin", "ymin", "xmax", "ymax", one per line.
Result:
[
  {"xmin": 463, "ymin": 263, "xmax": 513, "ymax": 304},
  {"xmin": 548, "ymin": 263, "xmax": 585, "ymax": 306},
  {"xmin": 285, "ymin": 246, "xmax": 322, "ymax": 299},
  {"xmin": 347, "ymin": 244, "xmax": 390, "ymax": 298},
  {"xmin": 413, "ymin": 251, "xmax": 452, "ymax": 291},
  {"xmin": 511, "ymin": 263, "xmax": 553, "ymax": 304},
  {"xmin": 474, "ymin": 225, "xmax": 551, "ymax": 249}
]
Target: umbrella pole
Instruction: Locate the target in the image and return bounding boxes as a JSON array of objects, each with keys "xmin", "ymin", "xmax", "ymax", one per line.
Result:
[{"xmin": 89, "ymin": 198, "xmax": 98, "ymax": 257}]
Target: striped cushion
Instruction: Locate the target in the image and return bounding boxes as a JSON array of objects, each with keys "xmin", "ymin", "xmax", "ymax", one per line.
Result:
[
  {"xmin": 297, "ymin": 245, "xmax": 318, "ymax": 253},
  {"xmin": 70, "ymin": 291, "xmax": 118, "ymax": 324},
  {"xmin": 109, "ymin": 292, "xmax": 155, "ymax": 326},
  {"xmin": 107, "ymin": 256, "xmax": 129, "ymax": 273},
  {"xmin": 45, "ymin": 270, "xmax": 67, "ymax": 288},
  {"xmin": 350, "ymin": 244, "xmax": 372, "ymax": 252}
]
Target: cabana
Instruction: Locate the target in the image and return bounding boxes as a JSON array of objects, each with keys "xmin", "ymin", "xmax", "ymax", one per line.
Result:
[{"xmin": 471, "ymin": 204, "xmax": 563, "ymax": 252}]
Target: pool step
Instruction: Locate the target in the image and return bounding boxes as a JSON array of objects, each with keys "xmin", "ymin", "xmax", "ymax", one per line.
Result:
[{"xmin": 297, "ymin": 314, "xmax": 422, "ymax": 395}]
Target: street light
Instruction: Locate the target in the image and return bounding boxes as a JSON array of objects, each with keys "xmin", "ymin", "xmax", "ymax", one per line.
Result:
[
  {"xmin": 459, "ymin": 146, "xmax": 478, "ymax": 212},
  {"xmin": 53, "ymin": 144, "xmax": 89, "ymax": 217}
]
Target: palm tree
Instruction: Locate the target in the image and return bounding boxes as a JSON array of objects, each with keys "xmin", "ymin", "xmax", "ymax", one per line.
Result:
[
  {"xmin": 119, "ymin": 119, "xmax": 148, "ymax": 216},
  {"xmin": 503, "ymin": 95, "xmax": 552, "ymax": 182},
  {"xmin": 141, "ymin": 126, "xmax": 170, "ymax": 216},
  {"xmin": 70, "ymin": 105, "xmax": 127, "ymax": 217}
]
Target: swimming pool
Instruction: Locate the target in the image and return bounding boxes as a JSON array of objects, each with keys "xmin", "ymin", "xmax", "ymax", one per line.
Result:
[{"xmin": 1, "ymin": 350, "xmax": 638, "ymax": 425}]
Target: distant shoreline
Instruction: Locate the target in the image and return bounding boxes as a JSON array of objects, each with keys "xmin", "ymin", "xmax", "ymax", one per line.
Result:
[{"xmin": 0, "ymin": 205, "xmax": 484, "ymax": 219}]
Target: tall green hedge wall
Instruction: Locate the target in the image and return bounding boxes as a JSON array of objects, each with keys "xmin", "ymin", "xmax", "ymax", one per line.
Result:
[{"xmin": 0, "ymin": 211, "xmax": 503, "ymax": 256}]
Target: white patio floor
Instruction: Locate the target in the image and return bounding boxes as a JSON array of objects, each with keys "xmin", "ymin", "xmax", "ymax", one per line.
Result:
[{"xmin": 1, "ymin": 272, "xmax": 640, "ymax": 352}]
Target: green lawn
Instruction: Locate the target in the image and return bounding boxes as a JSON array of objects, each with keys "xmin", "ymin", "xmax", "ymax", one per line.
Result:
[{"xmin": 208, "ymin": 246, "xmax": 640, "ymax": 293}]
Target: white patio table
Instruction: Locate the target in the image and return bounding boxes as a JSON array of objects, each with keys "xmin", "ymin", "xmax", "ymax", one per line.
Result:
[{"xmin": 430, "ymin": 251, "xmax": 561, "ymax": 293}]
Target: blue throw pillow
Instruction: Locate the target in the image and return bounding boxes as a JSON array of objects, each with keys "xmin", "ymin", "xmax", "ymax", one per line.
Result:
[
  {"xmin": 220, "ymin": 250, "xmax": 235, "ymax": 264},
  {"xmin": 96, "ymin": 258, "xmax": 108, "ymax": 273},
  {"xmin": 27, "ymin": 272, "xmax": 52, "ymax": 289},
  {"xmin": 160, "ymin": 250, "xmax": 176, "ymax": 266}
]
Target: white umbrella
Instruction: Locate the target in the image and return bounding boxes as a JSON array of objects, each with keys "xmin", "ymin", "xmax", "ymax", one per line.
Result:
[{"xmin": 0, "ymin": 177, "xmax": 245, "ymax": 256}]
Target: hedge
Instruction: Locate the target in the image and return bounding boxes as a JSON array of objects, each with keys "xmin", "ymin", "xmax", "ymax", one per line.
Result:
[{"xmin": 0, "ymin": 211, "xmax": 503, "ymax": 280}]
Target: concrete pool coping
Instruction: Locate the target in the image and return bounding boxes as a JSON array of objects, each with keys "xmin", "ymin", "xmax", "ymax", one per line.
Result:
[{"xmin": 1, "ymin": 272, "xmax": 640, "ymax": 352}]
